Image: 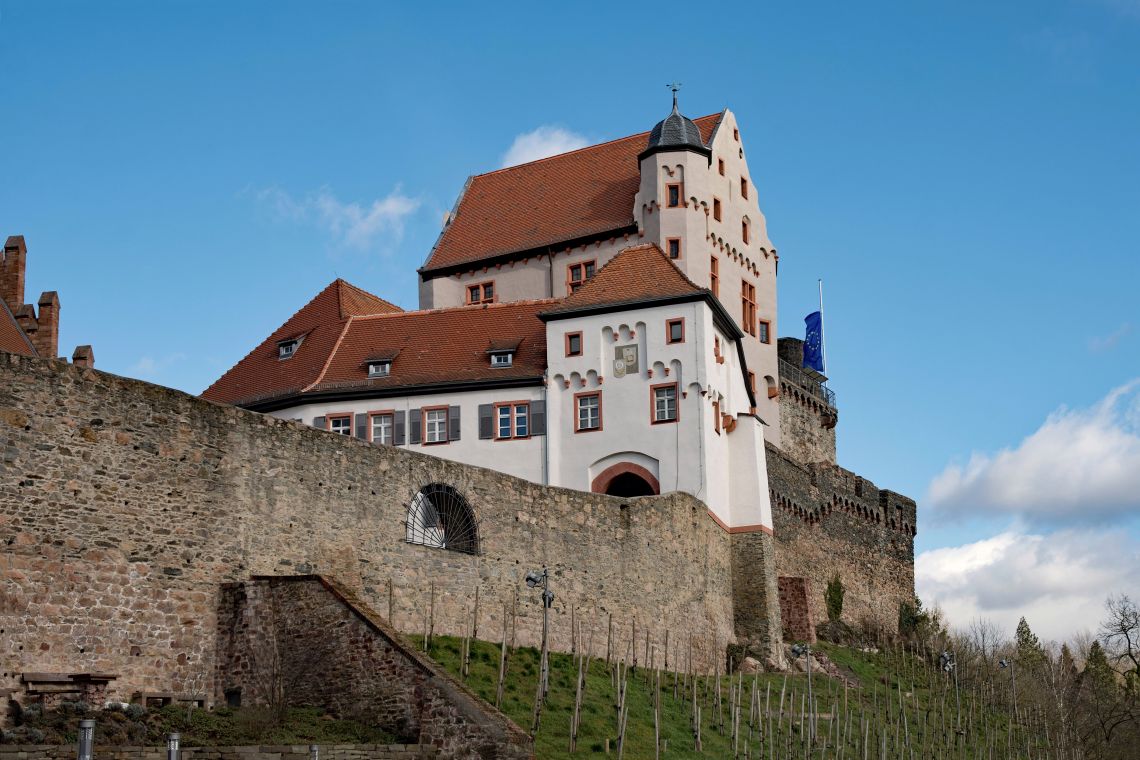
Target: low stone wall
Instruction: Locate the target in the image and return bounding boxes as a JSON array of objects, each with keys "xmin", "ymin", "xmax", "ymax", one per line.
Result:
[
  {"xmin": 0, "ymin": 352, "xmax": 736, "ymax": 708},
  {"xmin": 0, "ymin": 745, "xmax": 433, "ymax": 760},
  {"xmin": 216, "ymin": 576, "xmax": 532, "ymax": 759},
  {"xmin": 767, "ymin": 443, "xmax": 915, "ymax": 635}
]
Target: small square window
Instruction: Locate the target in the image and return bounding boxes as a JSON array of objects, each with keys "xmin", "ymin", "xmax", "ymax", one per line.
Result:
[
  {"xmin": 278, "ymin": 340, "xmax": 298, "ymax": 360},
  {"xmin": 367, "ymin": 361, "xmax": 391, "ymax": 377},
  {"xmin": 491, "ymin": 352, "xmax": 514, "ymax": 367},
  {"xmin": 468, "ymin": 282, "xmax": 495, "ymax": 305},
  {"xmin": 713, "ymin": 198, "xmax": 722, "ymax": 222},
  {"xmin": 718, "ymin": 158, "xmax": 726, "ymax": 176},
  {"xmin": 666, "ymin": 318, "xmax": 684, "ymax": 345},
  {"xmin": 759, "ymin": 320, "xmax": 771, "ymax": 345},
  {"xmin": 568, "ymin": 261, "xmax": 596, "ymax": 294},
  {"xmin": 666, "ymin": 184, "xmax": 682, "ymax": 208},
  {"xmin": 666, "ymin": 238, "xmax": 681, "ymax": 260},
  {"xmin": 328, "ymin": 415, "xmax": 351, "ymax": 436},
  {"xmin": 566, "ymin": 332, "xmax": 582, "ymax": 357}
]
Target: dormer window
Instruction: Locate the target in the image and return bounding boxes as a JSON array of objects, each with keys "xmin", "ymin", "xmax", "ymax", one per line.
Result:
[
  {"xmin": 490, "ymin": 351, "xmax": 514, "ymax": 368},
  {"xmin": 367, "ymin": 360, "xmax": 391, "ymax": 378},
  {"xmin": 277, "ymin": 338, "xmax": 301, "ymax": 360}
]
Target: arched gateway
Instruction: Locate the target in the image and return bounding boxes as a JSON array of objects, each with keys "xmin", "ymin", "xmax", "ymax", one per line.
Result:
[{"xmin": 590, "ymin": 462, "xmax": 661, "ymax": 497}]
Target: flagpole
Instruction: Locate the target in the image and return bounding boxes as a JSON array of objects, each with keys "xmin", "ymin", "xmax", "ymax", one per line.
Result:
[{"xmin": 818, "ymin": 279, "xmax": 827, "ymax": 375}]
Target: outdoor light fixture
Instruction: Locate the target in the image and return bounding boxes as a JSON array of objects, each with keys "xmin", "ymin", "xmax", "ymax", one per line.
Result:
[
  {"xmin": 790, "ymin": 644, "xmax": 815, "ymax": 743},
  {"xmin": 526, "ymin": 567, "xmax": 553, "ymax": 733},
  {"xmin": 77, "ymin": 719, "xmax": 95, "ymax": 760},
  {"xmin": 166, "ymin": 732, "xmax": 180, "ymax": 760}
]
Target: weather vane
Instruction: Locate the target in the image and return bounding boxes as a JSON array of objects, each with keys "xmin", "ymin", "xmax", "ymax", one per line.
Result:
[{"xmin": 666, "ymin": 82, "xmax": 682, "ymax": 109}]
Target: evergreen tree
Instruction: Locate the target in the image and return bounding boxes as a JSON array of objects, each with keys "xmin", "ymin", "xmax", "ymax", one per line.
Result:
[
  {"xmin": 1015, "ymin": 616, "xmax": 1045, "ymax": 668},
  {"xmin": 825, "ymin": 574, "xmax": 845, "ymax": 622}
]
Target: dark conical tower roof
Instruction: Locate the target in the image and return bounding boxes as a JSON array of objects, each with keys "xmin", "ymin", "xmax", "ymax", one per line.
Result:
[{"xmin": 639, "ymin": 95, "xmax": 712, "ymax": 161}]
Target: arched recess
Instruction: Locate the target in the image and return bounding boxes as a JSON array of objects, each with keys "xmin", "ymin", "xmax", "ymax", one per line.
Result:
[
  {"xmin": 405, "ymin": 483, "xmax": 479, "ymax": 555},
  {"xmin": 591, "ymin": 462, "xmax": 661, "ymax": 497},
  {"xmin": 764, "ymin": 375, "xmax": 778, "ymax": 399}
]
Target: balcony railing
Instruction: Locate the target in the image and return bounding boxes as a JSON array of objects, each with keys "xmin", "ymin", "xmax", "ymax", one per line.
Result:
[{"xmin": 778, "ymin": 358, "xmax": 836, "ymax": 408}]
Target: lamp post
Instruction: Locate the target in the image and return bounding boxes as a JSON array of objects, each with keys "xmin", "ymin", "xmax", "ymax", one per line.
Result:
[
  {"xmin": 166, "ymin": 732, "xmax": 180, "ymax": 760},
  {"xmin": 1000, "ymin": 658, "xmax": 1018, "ymax": 724},
  {"xmin": 941, "ymin": 650, "xmax": 961, "ymax": 730},
  {"xmin": 526, "ymin": 567, "xmax": 554, "ymax": 734},
  {"xmin": 791, "ymin": 644, "xmax": 815, "ymax": 744},
  {"xmin": 76, "ymin": 719, "xmax": 95, "ymax": 760}
]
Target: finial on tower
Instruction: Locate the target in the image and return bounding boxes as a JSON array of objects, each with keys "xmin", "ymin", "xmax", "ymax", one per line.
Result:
[{"xmin": 666, "ymin": 82, "xmax": 682, "ymax": 111}]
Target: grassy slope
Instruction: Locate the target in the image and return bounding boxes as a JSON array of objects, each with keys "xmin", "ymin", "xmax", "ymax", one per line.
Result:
[{"xmin": 428, "ymin": 635, "xmax": 1034, "ymax": 759}]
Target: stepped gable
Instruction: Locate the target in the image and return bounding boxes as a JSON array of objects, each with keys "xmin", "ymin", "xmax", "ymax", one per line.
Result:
[
  {"xmin": 306, "ymin": 299, "xmax": 554, "ymax": 395},
  {"xmin": 541, "ymin": 243, "xmax": 705, "ymax": 315},
  {"xmin": 422, "ymin": 113, "xmax": 723, "ymax": 274},
  {"xmin": 201, "ymin": 279, "xmax": 402, "ymax": 405},
  {"xmin": 0, "ymin": 300, "xmax": 36, "ymax": 356}
]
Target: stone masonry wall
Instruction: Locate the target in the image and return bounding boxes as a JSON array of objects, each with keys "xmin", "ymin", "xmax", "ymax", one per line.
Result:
[
  {"xmin": 766, "ymin": 442, "xmax": 915, "ymax": 636},
  {"xmin": 776, "ymin": 576, "xmax": 815, "ymax": 644},
  {"xmin": 777, "ymin": 387, "xmax": 837, "ymax": 466},
  {"xmin": 0, "ymin": 353, "xmax": 735, "ymax": 708},
  {"xmin": 216, "ymin": 576, "xmax": 532, "ymax": 760}
]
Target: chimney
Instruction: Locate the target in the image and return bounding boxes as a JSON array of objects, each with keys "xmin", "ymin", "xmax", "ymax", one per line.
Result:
[
  {"xmin": 33, "ymin": 291, "xmax": 60, "ymax": 358},
  {"xmin": 1, "ymin": 235, "xmax": 27, "ymax": 314},
  {"xmin": 72, "ymin": 344, "xmax": 95, "ymax": 369},
  {"xmin": 14, "ymin": 304, "xmax": 38, "ymax": 352}
]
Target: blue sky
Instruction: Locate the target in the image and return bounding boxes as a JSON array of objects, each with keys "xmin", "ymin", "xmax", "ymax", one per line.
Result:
[{"xmin": 3, "ymin": 1, "xmax": 1138, "ymax": 640}]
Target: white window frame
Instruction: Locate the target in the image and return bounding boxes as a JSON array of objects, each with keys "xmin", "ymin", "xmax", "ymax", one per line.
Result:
[
  {"xmin": 424, "ymin": 408, "xmax": 448, "ymax": 443},
  {"xmin": 370, "ymin": 413, "xmax": 393, "ymax": 445},
  {"xmin": 367, "ymin": 361, "xmax": 391, "ymax": 378},
  {"xmin": 328, "ymin": 416, "xmax": 351, "ymax": 436},
  {"xmin": 490, "ymin": 352, "xmax": 514, "ymax": 368},
  {"xmin": 576, "ymin": 393, "xmax": 600, "ymax": 431},
  {"xmin": 653, "ymin": 385, "xmax": 678, "ymax": 423}
]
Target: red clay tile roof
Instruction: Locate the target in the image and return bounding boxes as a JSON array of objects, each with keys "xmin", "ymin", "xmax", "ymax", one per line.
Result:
[
  {"xmin": 0, "ymin": 300, "xmax": 36, "ymax": 357},
  {"xmin": 201, "ymin": 279, "xmax": 402, "ymax": 404},
  {"xmin": 422, "ymin": 113, "xmax": 723, "ymax": 274},
  {"xmin": 541, "ymin": 243, "xmax": 705, "ymax": 315},
  {"xmin": 305, "ymin": 300, "xmax": 552, "ymax": 398},
  {"xmin": 203, "ymin": 278, "xmax": 552, "ymax": 407}
]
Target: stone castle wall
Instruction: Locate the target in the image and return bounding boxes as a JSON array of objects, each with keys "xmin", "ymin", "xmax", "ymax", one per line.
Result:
[
  {"xmin": 766, "ymin": 442, "xmax": 916, "ymax": 636},
  {"xmin": 777, "ymin": 384, "xmax": 837, "ymax": 466},
  {"xmin": 0, "ymin": 353, "xmax": 739, "ymax": 706}
]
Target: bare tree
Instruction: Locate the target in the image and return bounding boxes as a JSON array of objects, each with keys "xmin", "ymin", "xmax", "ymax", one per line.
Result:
[{"xmin": 1099, "ymin": 595, "xmax": 1140, "ymax": 676}]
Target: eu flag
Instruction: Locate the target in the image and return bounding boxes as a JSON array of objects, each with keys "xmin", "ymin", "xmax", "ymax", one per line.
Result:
[{"xmin": 803, "ymin": 311, "xmax": 824, "ymax": 372}]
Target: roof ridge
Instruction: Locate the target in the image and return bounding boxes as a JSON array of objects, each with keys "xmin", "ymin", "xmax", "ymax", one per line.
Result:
[
  {"xmin": 303, "ymin": 315, "xmax": 355, "ymax": 392},
  {"xmin": 471, "ymin": 113, "xmax": 724, "ymax": 180},
  {"xmin": 349, "ymin": 298, "xmax": 562, "ymax": 322}
]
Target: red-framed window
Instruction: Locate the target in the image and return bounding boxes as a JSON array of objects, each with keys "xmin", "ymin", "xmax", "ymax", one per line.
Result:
[
  {"xmin": 713, "ymin": 197, "xmax": 722, "ymax": 222},
  {"xmin": 467, "ymin": 281, "xmax": 495, "ymax": 305},
  {"xmin": 742, "ymin": 218, "xmax": 751, "ymax": 245},
  {"xmin": 369, "ymin": 410, "xmax": 395, "ymax": 444},
  {"xmin": 666, "ymin": 237, "xmax": 681, "ymax": 260},
  {"xmin": 718, "ymin": 158, "xmax": 726, "ymax": 176},
  {"xmin": 758, "ymin": 320, "xmax": 771, "ymax": 345},
  {"xmin": 651, "ymin": 383, "xmax": 679, "ymax": 424},
  {"xmin": 741, "ymin": 281, "xmax": 757, "ymax": 336},
  {"xmin": 741, "ymin": 177, "xmax": 749, "ymax": 200},
  {"xmin": 574, "ymin": 392, "xmax": 602, "ymax": 432},
  {"xmin": 713, "ymin": 399, "xmax": 721, "ymax": 434},
  {"xmin": 666, "ymin": 318, "xmax": 684, "ymax": 345},
  {"xmin": 494, "ymin": 401, "xmax": 530, "ymax": 439},
  {"xmin": 565, "ymin": 331, "xmax": 583, "ymax": 357},
  {"xmin": 710, "ymin": 256, "xmax": 719, "ymax": 298},
  {"xmin": 666, "ymin": 183, "xmax": 683, "ymax": 208},
  {"xmin": 422, "ymin": 405, "xmax": 449, "ymax": 444},
  {"xmin": 748, "ymin": 371, "xmax": 757, "ymax": 396},
  {"xmin": 327, "ymin": 414, "xmax": 352, "ymax": 436},
  {"xmin": 567, "ymin": 260, "xmax": 596, "ymax": 294}
]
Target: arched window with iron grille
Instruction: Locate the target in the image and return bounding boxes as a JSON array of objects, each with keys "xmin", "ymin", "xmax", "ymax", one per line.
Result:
[{"xmin": 405, "ymin": 483, "xmax": 479, "ymax": 555}]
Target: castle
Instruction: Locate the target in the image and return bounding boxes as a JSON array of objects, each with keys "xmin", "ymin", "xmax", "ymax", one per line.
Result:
[{"xmin": 0, "ymin": 100, "xmax": 915, "ymax": 740}]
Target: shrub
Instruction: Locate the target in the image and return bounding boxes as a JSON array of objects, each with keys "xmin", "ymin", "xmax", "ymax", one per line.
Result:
[
  {"xmin": 825, "ymin": 574, "xmax": 845, "ymax": 622},
  {"xmin": 125, "ymin": 703, "xmax": 147, "ymax": 720}
]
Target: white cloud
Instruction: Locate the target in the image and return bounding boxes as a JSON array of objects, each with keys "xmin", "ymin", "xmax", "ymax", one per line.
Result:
[
  {"xmin": 256, "ymin": 186, "xmax": 420, "ymax": 251},
  {"xmin": 1089, "ymin": 322, "xmax": 1133, "ymax": 353},
  {"xmin": 129, "ymin": 353, "xmax": 187, "ymax": 381},
  {"xmin": 917, "ymin": 528, "xmax": 1140, "ymax": 642},
  {"xmin": 928, "ymin": 380, "xmax": 1140, "ymax": 523},
  {"xmin": 500, "ymin": 126, "xmax": 588, "ymax": 168}
]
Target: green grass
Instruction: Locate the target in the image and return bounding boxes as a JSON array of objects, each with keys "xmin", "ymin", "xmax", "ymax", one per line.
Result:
[{"xmin": 425, "ymin": 635, "xmax": 1039, "ymax": 759}]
